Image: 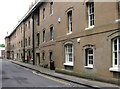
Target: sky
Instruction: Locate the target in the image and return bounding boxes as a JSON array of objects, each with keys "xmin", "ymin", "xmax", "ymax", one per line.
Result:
[{"xmin": 0, "ymin": 0, "xmax": 35, "ymax": 44}]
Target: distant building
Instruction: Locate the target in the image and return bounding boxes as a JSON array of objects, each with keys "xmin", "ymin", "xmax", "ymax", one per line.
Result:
[{"xmin": 0, "ymin": 47, "xmax": 5, "ymax": 58}]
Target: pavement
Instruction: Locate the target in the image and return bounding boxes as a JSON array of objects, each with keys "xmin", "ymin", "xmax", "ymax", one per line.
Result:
[{"xmin": 5, "ymin": 59, "xmax": 120, "ymax": 89}]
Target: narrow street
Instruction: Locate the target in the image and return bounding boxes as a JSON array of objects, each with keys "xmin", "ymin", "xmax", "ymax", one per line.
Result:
[{"xmin": 1, "ymin": 60, "xmax": 90, "ymax": 89}]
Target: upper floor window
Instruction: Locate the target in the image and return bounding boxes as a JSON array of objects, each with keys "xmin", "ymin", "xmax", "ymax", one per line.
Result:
[
  {"xmin": 50, "ymin": 27, "xmax": 53, "ymax": 41},
  {"xmin": 25, "ymin": 38, "xmax": 27, "ymax": 47},
  {"xmin": 50, "ymin": 2, "xmax": 53, "ymax": 15},
  {"xmin": 21, "ymin": 41, "xmax": 22, "ymax": 47},
  {"xmin": 67, "ymin": 11, "xmax": 72, "ymax": 34},
  {"xmin": 64, "ymin": 44, "xmax": 73, "ymax": 66},
  {"xmin": 88, "ymin": 2, "xmax": 94, "ymax": 28},
  {"xmin": 28, "ymin": 21, "xmax": 30, "ymax": 28},
  {"xmin": 37, "ymin": 10, "xmax": 40, "ymax": 26},
  {"xmin": 28, "ymin": 37, "xmax": 30, "ymax": 46},
  {"xmin": 21, "ymin": 27, "xmax": 22, "ymax": 33},
  {"xmin": 43, "ymin": 8, "xmax": 45, "ymax": 19},
  {"xmin": 42, "ymin": 52, "xmax": 45, "ymax": 60},
  {"xmin": 19, "ymin": 41, "xmax": 20, "ymax": 47},
  {"xmin": 26, "ymin": 23, "xmax": 27, "ymax": 29},
  {"xmin": 43, "ymin": 30, "xmax": 45, "ymax": 42},
  {"xmin": 118, "ymin": 0, "xmax": 120, "ymax": 14},
  {"xmin": 37, "ymin": 33, "xmax": 40, "ymax": 47}
]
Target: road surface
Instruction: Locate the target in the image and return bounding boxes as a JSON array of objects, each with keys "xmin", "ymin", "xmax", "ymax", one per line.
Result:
[{"xmin": 1, "ymin": 59, "xmax": 91, "ymax": 89}]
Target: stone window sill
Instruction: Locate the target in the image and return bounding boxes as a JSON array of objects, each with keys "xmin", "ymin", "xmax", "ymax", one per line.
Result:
[
  {"xmin": 64, "ymin": 63, "xmax": 73, "ymax": 66},
  {"xmin": 109, "ymin": 67, "xmax": 120, "ymax": 72},
  {"xmin": 84, "ymin": 66, "xmax": 93, "ymax": 69}
]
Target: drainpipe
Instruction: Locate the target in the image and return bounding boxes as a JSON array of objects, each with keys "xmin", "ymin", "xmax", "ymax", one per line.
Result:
[
  {"xmin": 23, "ymin": 22, "xmax": 25, "ymax": 63},
  {"xmin": 32, "ymin": 12, "xmax": 35, "ymax": 65}
]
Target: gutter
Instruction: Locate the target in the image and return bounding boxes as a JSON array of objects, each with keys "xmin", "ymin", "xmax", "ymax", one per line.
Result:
[{"xmin": 8, "ymin": 0, "xmax": 42, "ymax": 37}]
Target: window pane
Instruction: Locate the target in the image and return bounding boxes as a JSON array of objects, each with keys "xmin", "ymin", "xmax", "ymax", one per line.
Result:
[
  {"xmin": 119, "ymin": 52, "xmax": 120, "ymax": 65},
  {"xmin": 69, "ymin": 58, "xmax": 72, "ymax": 62},
  {"xmin": 114, "ymin": 39, "xmax": 117, "ymax": 51},
  {"xmin": 115, "ymin": 58, "xmax": 117, "ymax": 65},
  {"xmin": 119, "ymin": 38, "xmax": 120, "ymax": 50},
  {"xmin": 115, "ymin": 52, "xmax": 117, "ymax": 58},
  {"xmin": 69, "ymin": 53, "xmax": 72, "ymax": 58},
  {"xmin": 114, "ymin": 52, "xmax": 117, "ymax": 65},
  {"xmin": 89, "ymin": 59, "xmax": 93, "ymax": 64}
]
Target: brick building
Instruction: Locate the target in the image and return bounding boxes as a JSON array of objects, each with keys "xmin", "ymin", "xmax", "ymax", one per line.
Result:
[{"xmin": 5, "ymin": 0, "xmax": 120, "ymax": 82}]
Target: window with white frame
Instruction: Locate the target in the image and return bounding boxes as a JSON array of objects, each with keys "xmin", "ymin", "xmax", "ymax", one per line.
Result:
[
  {"xmin": 37, "ymin": 11, "xmax": 40, "ymax": 26},
  {"xmin": 50, "ymin": 27, "xmax": 53, "ymax": 41},
  {"xmin": 37, "ymin": 33, "xmax": 40, "ymax": 47},
  {"xmin": 42, "ymin": 52, "xmax": 45, "ymax": 60},
  {"xmin": 29, "ymin": 37, "xmax": 30, "ymax": 46},
  {"xmin": 50, "ymin": 2, "xmax": 53, "ymax": 15},
  {"xmin": 112, "ymin": 38, "xmax": 120, "ymax": 67},
  {"xmin": 28, "ymin": 21, "xmax": 30, "ymax": 28},
  {"xmin": 43, "ymin": 8, "xmax": 45, "ymax": 19},
  {"xmin": 119, "ymin": 0, "xmax": 120, "ymax": 14},
  {"xmin": 64, "ymin": 44, "xmax": 73, "ymax": 66},
  {"xmin": 67, "ymin": 11, "xmax": 72, "ymax": 34},
  {"xmin": 25, "ymin": 38, "xmax": 27, "ymax": 47},
  {"xmin": 88, "ymin": 2, "xmax": 94, "ymax": 28},
  {"xmin": 85, "ymin": 47, "xmax": 93, "ymax": 68},
  {"xmin": 43, "ymin": 30, "xmax": 45, "ymax": 42}
]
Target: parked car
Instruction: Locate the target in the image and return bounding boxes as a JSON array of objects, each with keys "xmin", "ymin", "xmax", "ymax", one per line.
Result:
[{"xmin": 0, "ymin": 56, "xmax": 3, "ymax": 59}]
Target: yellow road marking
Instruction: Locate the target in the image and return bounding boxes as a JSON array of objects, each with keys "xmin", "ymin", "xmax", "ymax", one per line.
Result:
[
  {"xmin": 14, "ymin": 64, "xmax": 30, "ymax": 71},
  {"xmin": 32, "ymin": 71, "xmax": 70, "ymax": 85},
  {"xmin": 13, "ymin": 63, "xmax": 70, "ymax": 85}
]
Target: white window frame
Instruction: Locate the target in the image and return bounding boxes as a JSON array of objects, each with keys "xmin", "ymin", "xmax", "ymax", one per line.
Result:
[
  {"xmin": 43, "ymin": 30, "xmax": 45, "ymax": 42},
  {"xmin": 87, "ymin": 49, "xmax": 93, "ymax": 67},
  {"xmin": 109, "ymin": 38, "xmax": 120, "ymax": 72},
  {"xmin": 37, "ymin": 33, "xmax": 39, "ymax": 47},
  {"xmin": 88, "ymin": 2, "xmax": 94, "ymax": 28},
  {"xmin": 67, "ymin": 11, "xmax": 72, "ymax": 34},
  {"xmin": 43, "ymin": 8, "xmax": 45, "ymax": 19},
  {"xmin": 64, "ymin": 44, "xmax": 74, "ymax": 66},
  {"xmin": 84, "ymin": 46, "xmax": 94, "ymax": 69},
  {"xmin": 50, "ymin": 2, "xmax": 53, "ymax": 15},
  {"xmin": 50, "ymin": 27, "xmax": 53, "ymax": 41},
  {"xmin": 37, "ymin": 11, "xmax": 40, "ymax": 26}
]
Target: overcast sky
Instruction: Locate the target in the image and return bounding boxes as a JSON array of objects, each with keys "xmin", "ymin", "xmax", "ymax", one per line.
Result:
[{"xmin": 0, "ymin": 0, "xmax": 35, "ymax": 44}]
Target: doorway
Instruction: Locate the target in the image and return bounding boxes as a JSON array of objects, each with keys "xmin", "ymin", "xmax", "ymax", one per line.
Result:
[{"xmin": 36, "ymin": 53, "xmax": 40, "ymax": 65}]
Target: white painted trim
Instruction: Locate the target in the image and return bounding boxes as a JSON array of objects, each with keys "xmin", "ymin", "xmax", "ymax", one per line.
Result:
[
  {"xmin": 66, "ymin": 32, "xmax": 72, "ymax": 35},
  {"xmin": 84, "ymin": 65, "xmax": 93, "ymax": 69},
  {"xmin": 109, "ymin": 67, "xmax": 120, "ymax": 72},
  {"xmin": 115, "ymin": 19, "xmax": 120, "ymax": 23},
  {"xmin": 64, "ymin": 62, "xmax": 73, "ymax": 66},
  {"xmin": 85, "ymin": 25, "xmax": 95, "ymax": 30}
]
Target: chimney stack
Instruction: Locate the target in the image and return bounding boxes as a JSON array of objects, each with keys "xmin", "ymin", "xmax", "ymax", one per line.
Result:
[{"xmin": 29, "ymin": 2, "xmax": 34, "ymax": 10}]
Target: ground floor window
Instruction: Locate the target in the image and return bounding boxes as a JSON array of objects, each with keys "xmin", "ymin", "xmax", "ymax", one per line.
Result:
[
  {"xmin": 64, "ymin": 44, "xmax": 73, "ymax": 66},
  {"xmin": 84, "ymin": 45, "xmax": 94, "ymax": 69},
  {"xmin": 109, "ymin": 38, "xmax": 120, "ymax": 72},
  {"xmin": 85, "ymin": 48, "xmax": 93, "ymax": 67},
  {"xmin": 49, "ymin": 52, "xmax": 53, "ymax": 61},
  {"xmin": 113, "ymin": 38, "xmax": 120, "ymax": 67},
  {"xmin": 42, "ymin": 52, "xmax": 45, "ymax": 60}
]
